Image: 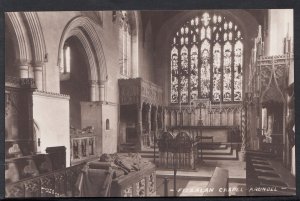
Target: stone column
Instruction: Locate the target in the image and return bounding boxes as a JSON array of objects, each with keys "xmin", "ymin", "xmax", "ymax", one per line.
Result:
[
  {"xmin": 169, "ymin": 110, "xmax": 172, "ymax": 128},
  {"xmin": 18, "ymin": 62, "xmax": 29, "ymax": 78},
  {"xmin": 147, "ymin": 104, "xmax": 152, "ymax": 146},
  {"xmin": 89, "ymin": 80, "xmax": 98, "ymax": 102},
  {"xmin": 136, "ymin": 103, "xmax": 143, "ymax": 151},
  {"xmin": 175, "ymin": 111, "xmax": 178, "ymax": 127},
  {"xmin": 240, "ymin": 105, "xmax": 246, "ymax": 161},
  {"xmin": 147, "ymin": 104, "xmax": 152, "ymax": 133},
  {"xmin": 99, "ymin": 81, "xmax": 105, "ymax": 102},
  {"xmin": 163, "ymin": 107, "xmax": 166, "ymax": 132},
  {"xmin": 177, "ymin": 110, "xmax": 181, "ymax": 126},
  {"xmin": 154, "ymin": 106, "xmax": 158, "ymax": 140},
  {"xmin": 33, "ymin": 62, "xmax": 43, "ymax": 90}
]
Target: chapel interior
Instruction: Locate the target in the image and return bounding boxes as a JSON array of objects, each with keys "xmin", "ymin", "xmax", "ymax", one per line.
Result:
[{"xmin": 4, "ymin": 9, "xmax": 295, "ymax": 197}]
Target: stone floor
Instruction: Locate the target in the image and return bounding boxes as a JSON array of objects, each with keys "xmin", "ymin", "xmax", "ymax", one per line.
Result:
[
  {"xmin": 156, "ymin": 178, "xmax": 246, "ymax": 196},
  {"xmin": 155, "ymin": 159, "xmax": 246, "ymax": 196},
  {"xmin": 156, "ymin": 160, "xmax": 246, "ymax": 180}
]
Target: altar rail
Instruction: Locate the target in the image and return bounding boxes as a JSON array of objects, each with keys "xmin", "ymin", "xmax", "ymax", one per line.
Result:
[{"xmin": 5, "ymin": 163, "xmax": 85, "ymax": 198}]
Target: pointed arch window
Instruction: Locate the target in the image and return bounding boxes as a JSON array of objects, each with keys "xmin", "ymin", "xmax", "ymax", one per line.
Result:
[
  {"xmin": 61, "ymin": 44, "xmax": 71, "ymax": 73},
  {"xmin": 170, "ymin": 12, "xmax": 244, "ymax": 104},
  {"xmin": 118, "ymin": 11, "xmax": 132, "ymax": 77}
]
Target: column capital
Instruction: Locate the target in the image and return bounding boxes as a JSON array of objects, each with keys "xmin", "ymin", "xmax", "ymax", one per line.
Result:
[
  {"xmin": 19, "ymin": 78, "xmax": 37, "ymax": 89},
  {"xmin": 16, "ymin": 60, "xmax": 29, "ymax": 79},
  {"xmin": 32, "ymin": 60, "xmax": 44, "ymax": 67},
  {"xmin": 18, "ymin": 65, "xmax": 29, "ymax": 71},
  {"xmin": 33, "ymin": 66, "xmax": 43, "ymax": 72},
  {"xmin": 88, "ymin": 80, "xmax": 100, "ymax": 86},
  {"xmin": 16, "ymin": 59, "xmax": 29, "ymax": 67},
  {"xmin": 99, "ymin": 80, "xmax": 107, "ymax": 85}
]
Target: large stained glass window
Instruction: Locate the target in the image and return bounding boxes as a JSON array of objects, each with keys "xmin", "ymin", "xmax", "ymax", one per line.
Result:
[{"xmin": 170, "ymin": 12, "xmax": 244, "ymax": 104}]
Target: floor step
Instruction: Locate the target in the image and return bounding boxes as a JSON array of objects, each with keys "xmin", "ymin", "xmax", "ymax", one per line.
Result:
[
  {"xmin": 120, "ymin": 143, "xmax": 136, "ymax": 147},
  {"xmin": 201, "ymin": 144, "xmax": 228, "ymax": 150},
  {"xmin": 141, "ymin": 147, "xmax": 232, "ymax": 155},
  {"xmin": 141, "ymin": 148, "xmax": 236, "ymax": 160},
  {"xmin": 200, "ymin": 147, "xmax": 232, "ymax": 155},
  {"xmin": 140, "ymin": 152, "xmax": 159, "ymax": 158},
  {"xmin": 141, "ymin": 152, "xmax": 238, "ymax": 161},
  {"xmin": 258, "ymin": 177, "xmax": 288, "ymax": 187},
  {"xmin": 140, "ymin": 150, "xmax": 159, "ymax": 154},
  {"xmin": 141, "ymin": 148, "xmax": 159, "ymax": 154},
  {"xmin": 202, "ymin": 149, "xmax": 237, "ymax": 160}
]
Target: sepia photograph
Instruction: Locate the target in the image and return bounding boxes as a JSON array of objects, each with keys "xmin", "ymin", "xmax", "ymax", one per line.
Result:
[{"xmin": 4, "ymin": 8, "xmax": 295, "ymax": 197}]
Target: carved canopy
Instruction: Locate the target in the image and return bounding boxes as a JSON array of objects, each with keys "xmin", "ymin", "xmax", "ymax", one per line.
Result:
[
  {"xmin": 118, "ymin": 78, "xmax": 163, "ymax": 106},
  {"xmin": 257, "ymin": 54, "xmax": 293, "ymax": 103}
]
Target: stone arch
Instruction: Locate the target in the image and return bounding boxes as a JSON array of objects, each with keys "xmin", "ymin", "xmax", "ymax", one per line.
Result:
[
  {"xmin": 57, "ymin": 16, "xmax": 108, "ymax": 101},
  {"xmin": 5, "ymin": 12, "xmax": 47, "ymax": 90},
  {"xmin": 5, "ymin": 12, "xmax": 32, "ymax": 77},
  {"xmin": 58, "ymin": 16, "xmax": 107, "ymax": 82},
  {"xmin": 22, "ymin": 12, "xmax": 47, "ymax": 90},
  {"xmin": 21, "ymin": 12, "xmax": 47, "ymax": 65}
]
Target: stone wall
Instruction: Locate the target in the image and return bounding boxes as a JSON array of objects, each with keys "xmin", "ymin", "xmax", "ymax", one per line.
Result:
[{"xmin": 32, "ymin": 91, "xmax": 71, "ymax": 166}]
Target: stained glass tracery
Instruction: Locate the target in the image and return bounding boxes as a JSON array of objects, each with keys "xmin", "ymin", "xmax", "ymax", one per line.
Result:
[
  {"xmin": 234, "ymin": 40, "xmax": 243, "ymax": 101},
  {"xmin": 170, "ymin": 12, "xmax": 243, "ymax": 104},
  {"xmin": 223, "ymin": 41, "xmax": 232, "ymax": 102},
  {"xmin": 190, "ymin": 45, "xmax": 199, "ymax": 101},
  {"xmin": 200, "ymin": 40, "xmax": 211, "ymax": 98},
  {"xmin": 180, "ymin": 46, "xmax": 189, "ymax": 103},
  {"xmin": 171, "ymin": 47, "xmax": 179, "ymax": 103},
  {"xmin": 212, "ymin": 43, "xmax": 221, "ymax": 101}
]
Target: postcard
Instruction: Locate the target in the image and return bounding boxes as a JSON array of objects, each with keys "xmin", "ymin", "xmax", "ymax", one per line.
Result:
[{"xmin": 4, "ymin": 7, "xmax": 295, "ymax": 198}]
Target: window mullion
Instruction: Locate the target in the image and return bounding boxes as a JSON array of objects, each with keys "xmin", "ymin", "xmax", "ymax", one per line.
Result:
[
  {"xmin": 198, "ymin": 40, "xmax": 202, "ymax": 99},
  {"xmin": 188, "ymin": 42, "xmax": 191, "ymax": 104},
  {"xmin": 178, "ymin": 45, "xmax": 182, "ymax": 104},
  {"xmin": 209, "ymin": 35, "xmax": 214, "ymax": 102},
  {"xmin": 231, "ymin": 40, "xmax": 235, "ymax": 102},
  {"xmin": 220, "ymin": 41, "xmax": 224, "ymax": 103}
]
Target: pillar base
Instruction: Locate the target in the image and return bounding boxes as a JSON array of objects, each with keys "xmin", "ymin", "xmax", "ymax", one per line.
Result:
[{"xmin": 238, "ymin": 151, "xmax": 246, "ymax": 161}]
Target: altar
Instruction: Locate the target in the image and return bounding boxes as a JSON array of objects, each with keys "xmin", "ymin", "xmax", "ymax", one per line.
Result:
[{"xmin": 168, "ymin": 126, "xmax": 240, "ymax": 143}]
